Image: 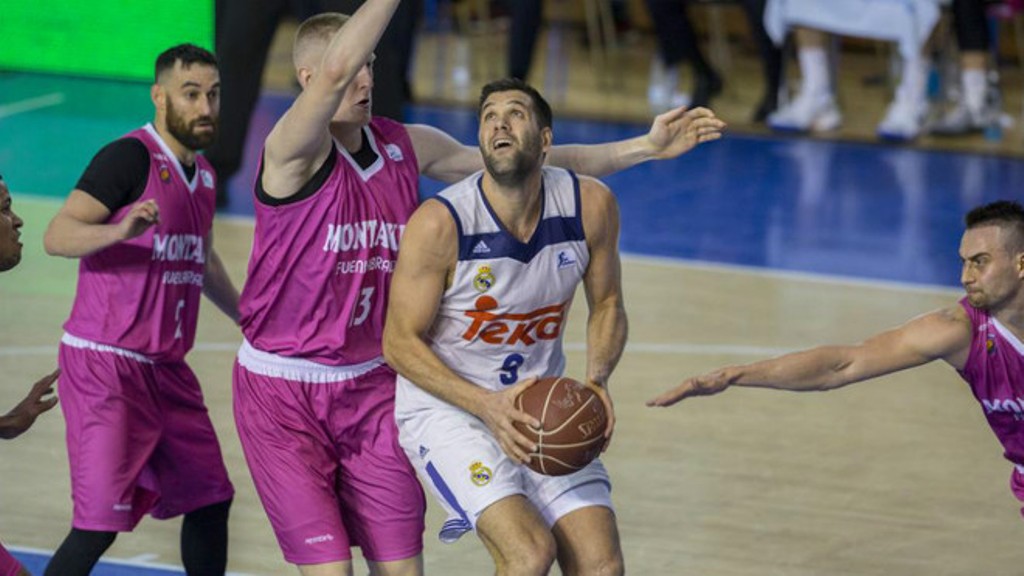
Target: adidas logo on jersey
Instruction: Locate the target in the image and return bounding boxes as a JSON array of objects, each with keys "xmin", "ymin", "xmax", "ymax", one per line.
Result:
[{"xmin": 472, "ymin": 240, "xmax": 491, "ymax": 254}]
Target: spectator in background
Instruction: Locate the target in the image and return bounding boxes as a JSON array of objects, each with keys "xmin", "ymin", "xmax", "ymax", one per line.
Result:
[
  {"xmin": 931, "ymin": 0, "xmax": 1007, "ymax": 136},
  {"xmin": 207, "ymin": 0, "xmax": 420, "ymax": 208},
  {"xmin": 645, "ymin": 0, "xmax": 783, "ymax": 122},
  {"xmin": 764, "ymin": 0, "xmax": 943, "ymax": 140}
]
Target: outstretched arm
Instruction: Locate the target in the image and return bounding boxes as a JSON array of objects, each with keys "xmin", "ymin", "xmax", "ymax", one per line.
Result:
[
  {"xmin": 262, "ymin": 0, "xmax": 400, "ymax": 198},
  {"xmin": 579, "ymin": 177, "xmax": 627, "ymax": 447},
  {"xmin": 648, "ymin": 305, "xmax": 974, "ymax": 407},
  {"xmin": 547, "ymin": 106, "xmax": 725, "ymax": 177},
  {"xmin": 44, "ymin": 191, "xmax": 159, "ymax": 258},
  {"xmin": 407, "ymin": 106, "xmax": 726, "ymax": 184},
  {"xmin": 382, "ymin": 200, "xmax": 540, "ymax": 463},
  {"xmin": 0, "ymin": 369, "xmax": 59, "ymax": 440}
]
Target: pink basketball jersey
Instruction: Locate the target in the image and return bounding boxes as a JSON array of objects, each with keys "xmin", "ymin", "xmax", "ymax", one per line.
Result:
[
  {"xmin": 958, "ymin": 298, "xmax": 1024, "ymax": 485},
  {"xmin": 239, "ymin": 118, "xmax": 419, "ymax": 366},
  {"xmin": 63, "ymin": 124, "xmax": 217, "ymax": 362}
]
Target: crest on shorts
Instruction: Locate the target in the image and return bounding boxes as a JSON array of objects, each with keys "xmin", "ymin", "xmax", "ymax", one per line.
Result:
[
  {"xmin": 159, "ymin": 166, "xmax": 171, "ymax": 182},
  {"xmin": 469, "ymin": 461, "xmax": 492, "ymax": 486},
  {"xmin": 473, "ymin": 266, "xmax": 495, "ymax": 293}
]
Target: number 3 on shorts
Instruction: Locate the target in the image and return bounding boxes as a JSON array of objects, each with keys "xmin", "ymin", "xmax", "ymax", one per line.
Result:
[{"xmin": 499, "ymin": 353, "xmax": 524, "ymax": 385}]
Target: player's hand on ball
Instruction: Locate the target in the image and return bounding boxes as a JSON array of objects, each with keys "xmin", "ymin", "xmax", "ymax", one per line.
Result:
[
  {"xmin": 647, "ymin": 106, "xmax": 726, "ymax": 159},
  {"xmin": 117, "ymin": 199, "xmax": 160, "ymax": 241},
  {"xmin": 586, "ymin": 379, "xmax": 616, "ymax": 452},
  {"xmin": 480, "ymin": 377, "xmax": 540, "ymax": 464},
  {"xmin": 646, "ymin": 368, "xmax": 737, "ymax": 407}
]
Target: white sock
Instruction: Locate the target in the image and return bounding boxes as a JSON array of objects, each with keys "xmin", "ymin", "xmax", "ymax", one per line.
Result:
[
  {"xmin": 961, "ymin": 68, "xmax": 986, "ymax": 114},
  {"xmin": 798, "ymin": 46, "xmax": 831, "ymax": 100},
  {"xmin": 895, "ymin": 57, "xmax": 929, "ymax": 107}
]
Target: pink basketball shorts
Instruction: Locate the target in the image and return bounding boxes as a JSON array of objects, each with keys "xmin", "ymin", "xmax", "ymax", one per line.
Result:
[
  {"xmin": 233, "ymin": 359, "xmax": 425, "ymax": 565},
  {"xmin": 0, "ymin": 541, "xmax": 22, "ymax": 576},
  {"xmin": 58, "ymin": 340, "xmax": 234, "ymax": 532}
]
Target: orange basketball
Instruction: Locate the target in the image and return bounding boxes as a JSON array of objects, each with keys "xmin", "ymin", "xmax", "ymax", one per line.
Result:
[{"xmin": 513, "ymin": 376, "xmax": 607, "ymax": 476}]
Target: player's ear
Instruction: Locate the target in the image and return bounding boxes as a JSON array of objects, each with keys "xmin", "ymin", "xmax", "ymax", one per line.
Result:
[
  {"xmin": 151, "ymin": 83, "xmax": 165, "ymax": 111},
  {"xmin": 1016, "ymin": 251, "xmax": 1024, "ymax": 277},
  {"xmin": 540, "ymin": 126, "xmax": 553, "ymax": 152}
]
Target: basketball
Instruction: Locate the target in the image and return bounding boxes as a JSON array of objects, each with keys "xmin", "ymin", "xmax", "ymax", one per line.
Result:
[{"xmin": 513, "ymin": 376, "xmax": 608, "ymax": 476}]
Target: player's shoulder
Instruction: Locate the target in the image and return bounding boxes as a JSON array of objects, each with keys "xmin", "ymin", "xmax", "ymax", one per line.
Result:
[{"xmin": 574, "ymin": 174, "xmax": 616, "ymax": 211}]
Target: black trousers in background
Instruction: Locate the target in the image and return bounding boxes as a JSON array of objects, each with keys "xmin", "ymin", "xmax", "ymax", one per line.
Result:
[{"xmin": 643, "ymin": 0, "xmax": 781, "ymax": 99}]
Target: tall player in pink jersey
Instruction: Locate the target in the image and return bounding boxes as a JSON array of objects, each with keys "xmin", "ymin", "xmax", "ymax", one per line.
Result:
[
  {"xmin": 650, "ymin": 200, "xmax": 1024, "ymax": 515},
  {"xmin": 234, "ymin": 1, "xmax": 724, "ymax": 574},
  {"xmin": 0, "ymin": 173, "xmax": 61, "ymax": 576},
  {"xmin": 42, "ymin": 45, "xmax": 239, "ymax": 576}
]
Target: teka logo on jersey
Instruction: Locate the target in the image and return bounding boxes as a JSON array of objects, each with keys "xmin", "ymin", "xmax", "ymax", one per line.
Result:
[
  {"xmin": 462, "ymin": 295, "xmax": 566, "ymax": 345},
  {"xmin": 323, "ymin": 220, "xmax": 404, "ymax": 253},
  {"xmin": 152, "ymin": 234, "xmax": 205, "ymax": 263},
  {"xmin": 982, "ymin": 397, "xmax": 1024, "ymax": 421}
]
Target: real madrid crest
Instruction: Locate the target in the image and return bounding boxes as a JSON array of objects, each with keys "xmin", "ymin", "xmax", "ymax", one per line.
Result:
[
  {"xmin": 473, "ymin": 265, "xmax": 495, "ymax": 293},
  {"xmin": 469, "ymin": 461, "xmax": 492, "ymax": 486}
]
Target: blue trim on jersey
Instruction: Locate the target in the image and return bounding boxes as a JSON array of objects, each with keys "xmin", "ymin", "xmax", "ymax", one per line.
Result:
[
  {"xmin": 457, "ymin": 173, "xmax": 585, "ymax": 262},
  {"xmin": 432, "ymin": 195, "xmax": 464, "ymax": 240},
  {"xmin": 425, "ymin": 461, "xmax": 472, "ymax": 538}
]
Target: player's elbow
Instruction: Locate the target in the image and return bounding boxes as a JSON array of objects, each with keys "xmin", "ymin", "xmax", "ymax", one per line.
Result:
[
  {"xmin": 382, "ymin": 326, "xmax": 406, "ymax": 372},
  {"xmin": 42, "ymin": 224, "xmax": 66, "ymax": 257}
]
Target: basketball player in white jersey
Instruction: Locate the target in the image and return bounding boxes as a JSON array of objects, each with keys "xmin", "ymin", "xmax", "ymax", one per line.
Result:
[
  {"xmin": 42, "ymin": 45, "xmax": 238, "ymax": 576},
  {"xmin": 234, "ymin": 1, "xmax": 722, "ymax": 574},
  {"xmin": 0, "ymin": 173, "xmax": 60, "ymax": 576},
  {"xmin": 384, "ymin": 78, "xmax": 629, "ymax": 575}
]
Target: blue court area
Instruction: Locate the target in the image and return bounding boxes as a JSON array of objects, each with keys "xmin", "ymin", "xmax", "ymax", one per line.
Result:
[
  {"xmin": 2, "ymin": 72, "xmax": 1018, "ymax": 293},
  {"xmin": 12, "ymin": 548, "xmax": 189, "ymax": 576}
]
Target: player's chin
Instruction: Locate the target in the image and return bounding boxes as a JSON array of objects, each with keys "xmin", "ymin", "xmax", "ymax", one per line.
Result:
[{"xmin": 0, "ymin": 251, "xmax": 21, "ymax": 272}]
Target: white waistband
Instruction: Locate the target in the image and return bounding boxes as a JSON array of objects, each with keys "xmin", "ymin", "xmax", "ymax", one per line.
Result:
[
  {"xmin": 1016, "ymin": 464, "xmax": 1024, "ymax": 476},
  {"xmin": 61, "ymin": 333, "xmax": 153, "ymax": 364},
  {"xmin": 237, "ymin": 339, "xmax": 385, "ymax": 384}
]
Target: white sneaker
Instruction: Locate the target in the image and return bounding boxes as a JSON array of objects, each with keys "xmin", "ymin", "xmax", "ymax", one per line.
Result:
[
  {"xmin": 877, "ymin": 96, "xmax": 928, "ymax": 141},
  {"xmin": 929, "ymin": 102, "xmax": 986, "ymax": 136},
  {"xmin": 768, "ymin": 93, "xmax": 842, "ymax": 133}
]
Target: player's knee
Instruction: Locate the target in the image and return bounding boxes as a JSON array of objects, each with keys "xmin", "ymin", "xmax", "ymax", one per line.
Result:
[
  {"xmin": 495, "ymin": 530, "xmax": 556, "ymax": 575},
  {"xmin": 576, "ymin": 551, "xmax": 624, "ymax": 576}
]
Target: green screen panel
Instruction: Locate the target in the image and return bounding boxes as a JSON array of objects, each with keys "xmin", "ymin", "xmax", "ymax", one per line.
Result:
[{"xmin": 0, "ymin": 0, "xmax": 214, "ymax": 82}]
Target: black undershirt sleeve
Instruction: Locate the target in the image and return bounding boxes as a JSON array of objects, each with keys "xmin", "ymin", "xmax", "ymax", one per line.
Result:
[{"xmin": 75, "ymin": 138, "xmax": 150, "ymax": 213}]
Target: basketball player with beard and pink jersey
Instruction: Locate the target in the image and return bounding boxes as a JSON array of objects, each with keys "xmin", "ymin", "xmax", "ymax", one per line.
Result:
[
  {"xmin": 649, "ymin": 201, "xmax": 1024, "ymax": 518},
  {"xmin": 384, "ymin": 78, "xmax": 629, "ymax": 575},
  {"xmin": 233, "ymin": 2, "xmax": 724, "ymax": 574},
  {"xmin": 42, "ymin": 45, "xmax": 239, "ymax": 576},
  {"xmin": 0, "ymin": 173, "xmax": 61, "ymax": 576}
]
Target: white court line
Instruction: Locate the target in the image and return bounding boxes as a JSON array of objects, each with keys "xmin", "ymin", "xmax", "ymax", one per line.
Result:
[
  {"xmin": 8, "ymin": 545, "xmax": 253, "ymax": 575},
  {"xmin": 0, "ymin": 93, "xmax": 66, "ymax": 120},
  {"xmin": 0, "ymin": 341, "xmax": 790, "ymax": 358}
]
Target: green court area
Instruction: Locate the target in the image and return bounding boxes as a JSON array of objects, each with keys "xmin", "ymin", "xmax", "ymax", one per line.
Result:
[{"xmin": 0, "ymin": 73, "xmax": 152, "ymax": 199}]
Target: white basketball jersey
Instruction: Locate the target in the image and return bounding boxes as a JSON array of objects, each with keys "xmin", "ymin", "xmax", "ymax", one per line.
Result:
[{"xmin": 396, "ymin": 166, "xmax": 589, "ymax": 415}]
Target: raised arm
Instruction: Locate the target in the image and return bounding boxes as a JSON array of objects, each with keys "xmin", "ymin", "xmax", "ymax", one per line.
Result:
[
  {"xmin": 382, "ymin": 200, "xmax": 540, "ymax": 463},
  {"xmin": 579, "ymin": 177, "xmax": 627, "ymax": 445},
  {"xmin": 262, "ymin": 0, "xmax": 400, "ymax": 198},
  {"xmin": 648, "ymin": 305, "xmax": 974, "ymax": 407},
  {"xmin": 44, "ymin": 191, "xmax": 158, "ymax": 258},
  {"xmin": 407, "ymin": 106, "xmax": 726, "ymax": 184}
]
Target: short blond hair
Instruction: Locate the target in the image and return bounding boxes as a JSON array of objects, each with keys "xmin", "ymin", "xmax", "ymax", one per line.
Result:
[{"xmin": 293, "ymin": 12, "xmax": 351, "ymax": 69}]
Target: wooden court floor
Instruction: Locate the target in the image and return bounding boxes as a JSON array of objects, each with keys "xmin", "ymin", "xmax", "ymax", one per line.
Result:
[{"xmin": 1, "ymin": 199, "xmax": 1021, "ymax": 575}]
